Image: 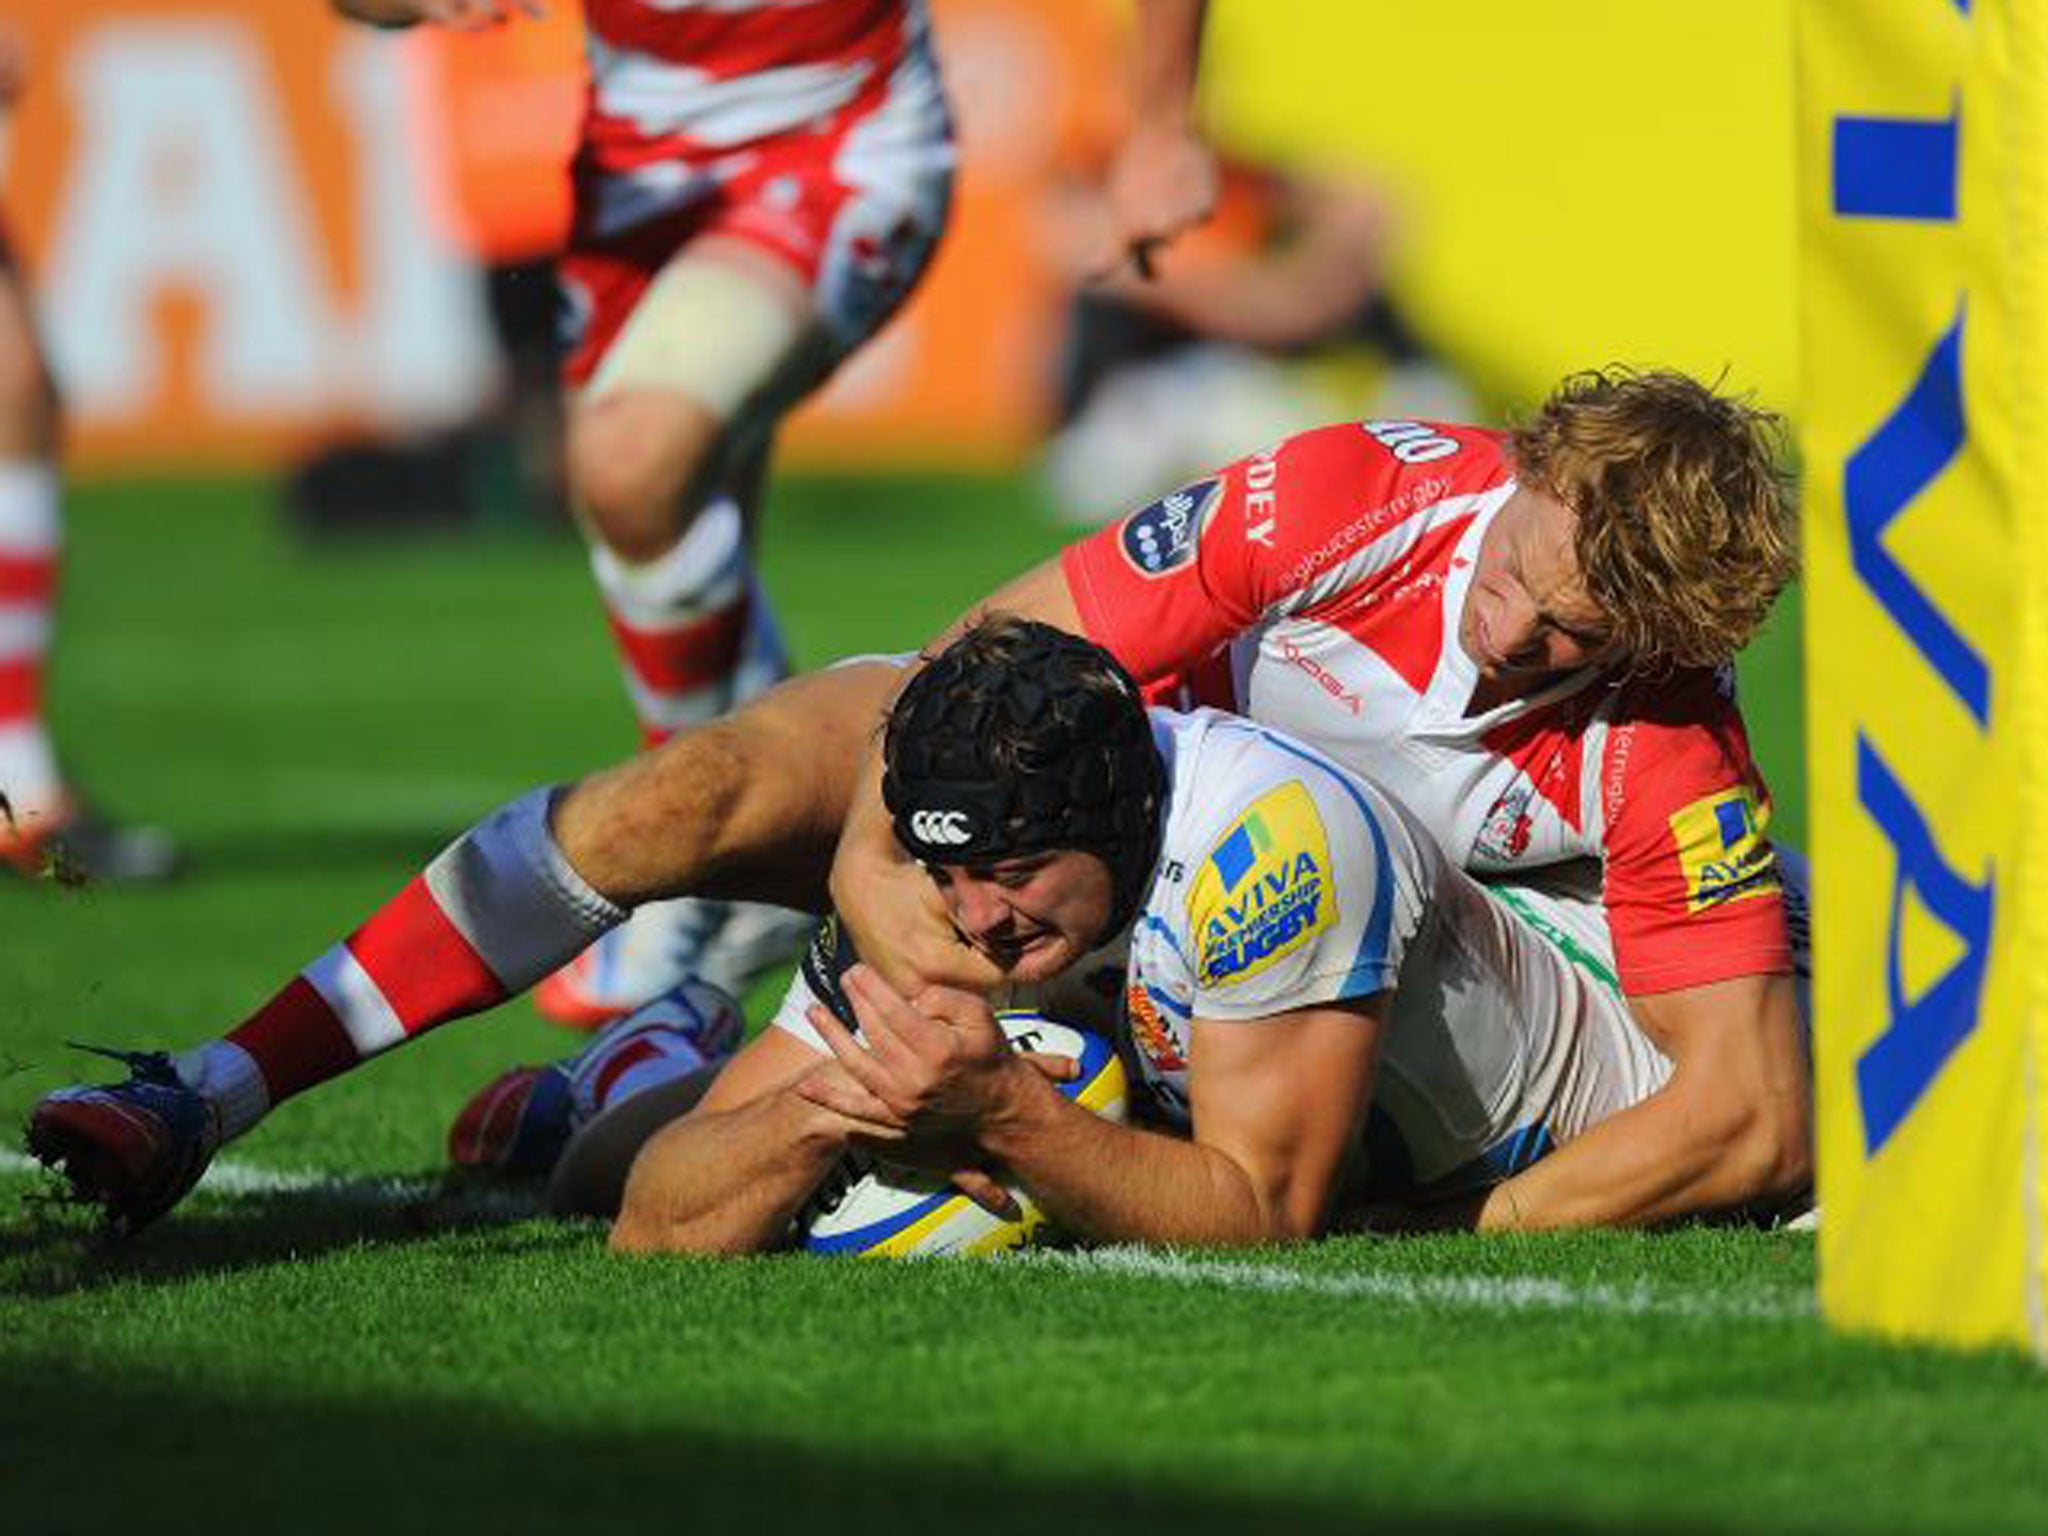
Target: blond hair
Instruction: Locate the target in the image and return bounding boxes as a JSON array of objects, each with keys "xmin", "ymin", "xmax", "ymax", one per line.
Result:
[{"xmin": 1510, "ymin": 368, "xmax": 1798, "ymax": 673}]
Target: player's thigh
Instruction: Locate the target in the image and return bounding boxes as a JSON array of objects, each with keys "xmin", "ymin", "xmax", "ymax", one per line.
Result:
[
  {"xmin": 557, "ymin": 659, "xmax": 901, "ymax": 907},
  {"xmin": 564, "ymin": 239, "xmax": 819, "ymax": 535},
  {"xmin": 1479, "ymin": 875, "xmax": 1672, "ymax": 1125}
]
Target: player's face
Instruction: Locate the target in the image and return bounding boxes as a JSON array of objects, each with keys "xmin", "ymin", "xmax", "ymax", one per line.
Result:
[
  {"xmin": 926, "ymin": 850, "xmax": 1115, "ymax": 983},
  {"xmin": 1459, "ymin": 486, "xmax": 1618, "ymax": 694}
]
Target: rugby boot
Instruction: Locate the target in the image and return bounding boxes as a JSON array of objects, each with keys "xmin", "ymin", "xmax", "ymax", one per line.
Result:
[
  {"xmin": 447, "ymin": 1061, "xmax": 576, "ymax": 1176},
  {"xmin": 0, "ymin": 795, "xmax": 180, "ymax": 884},
  {"xmin": 453, "ymin": 979, "xmax": 746, "ymax": 1175},
  {"xmin": 25, "ymin": 1044, "xmax": 220, "ymax": 1233}
]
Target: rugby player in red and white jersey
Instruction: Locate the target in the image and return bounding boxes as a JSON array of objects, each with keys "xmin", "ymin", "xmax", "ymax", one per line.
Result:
[
  {"xmin": 327, "ymin": 0, "xmax": 1216, "ymax": 1022},
  {"xmin": 25, "ymin": 367, "xmax": 1806, "ymax": 1236},
  {"xmin": 330, "ymin": 0, "xmax": 957, "ymax": 1018}
]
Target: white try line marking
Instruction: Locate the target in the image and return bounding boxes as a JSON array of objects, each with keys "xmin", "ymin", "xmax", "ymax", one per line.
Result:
[
  {"xmin": 2, "ymin": 1150, "xmax": 1816, "ymax": 1320},
  {"xmin": 0, "ymin": 1148, "xmax": 538, "ymax": 1219},
  {"xmin": 1019, "ymin": 1245, "xmax": 1817, "ymax": 1322}
]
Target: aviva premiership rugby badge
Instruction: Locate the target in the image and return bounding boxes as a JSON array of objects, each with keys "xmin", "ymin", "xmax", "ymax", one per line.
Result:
[
  {"xmin": 1119, "ymin": 477, "xmax": 1220, "ymax": 578},
  {"xmin": 1669, "ymin": 786, "xmax": 1779, "ymax": 913},
  {"xmin": 1190, "ymin": 781, "xmax": 1336, "ymax": 987}
]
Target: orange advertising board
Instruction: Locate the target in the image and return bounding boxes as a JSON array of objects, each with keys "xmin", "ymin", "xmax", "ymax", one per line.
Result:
[{"xmin": 1, "ymin": 0, "xmax": 1120, "ymax": 473}]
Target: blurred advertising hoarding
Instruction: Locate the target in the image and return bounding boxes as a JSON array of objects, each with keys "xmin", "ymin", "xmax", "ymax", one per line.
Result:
[
  {"xmin": 1, "ymin": 0, "xmax": 1119, "ymax": 474},
  {"xmin": 3, "ymin": 0, "xmax": 504, "ymax": 469}
]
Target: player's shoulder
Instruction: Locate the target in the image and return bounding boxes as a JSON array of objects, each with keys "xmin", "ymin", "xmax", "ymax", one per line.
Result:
[
  {"xmin": 1258, "ymin": 418, "xmax": 1510, "ymax": 496},
  {"xmin": 1225, "ymin": 420, "xmax": 1511, "ymax": 574},
  {"xmin": 1594, "ymin": 665, "xmax": 1771, "ymax": 840},
  {"xmin": 1600, "ymin": 664, "xmax": 1750, "ymax": 738},
  {"xmin": 1153, "ymin": 708, "xmax": 1395, "ymax": 868},
  {"xmin": 1149, "ymin": 709, "xmax": 1402, "ymax": 1002}
]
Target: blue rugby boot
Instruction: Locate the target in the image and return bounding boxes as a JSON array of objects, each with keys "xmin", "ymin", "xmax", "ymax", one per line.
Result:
[{"xmin": 25, "ymin": 1044, "xmax": 221, "ymax": 1234}]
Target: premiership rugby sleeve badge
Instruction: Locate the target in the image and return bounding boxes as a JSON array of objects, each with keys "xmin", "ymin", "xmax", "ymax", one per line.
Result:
[
  {"xmin": 1668, "ymin": 785, "xmax": 1780, "ymax": 912},
  {"xmin": 1189, "ymin": 781, "xmax": 1338, "ymax": 988}
]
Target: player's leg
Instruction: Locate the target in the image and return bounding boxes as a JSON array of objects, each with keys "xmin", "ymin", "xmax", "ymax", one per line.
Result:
[
  {"xmin": 448, "ymin": 978, "xmax": 744, "ymax": 1183},
  {"xmin": 477, "ymin": 910, "xmax": 859, "ymax": 1225},
  {"xmin": 1367, "ymin": 857, "xmax": 1814, "ymax": 1228},
  {"xmin": 0, "ymin": 239, "xmax": 63, "ymax": 844},
  {"xmin": 1336, "ymin": 857, "xmax": 1664, "ymax": 1229},
  {"xmin": 0, "ymin": 233, "xmax": 174, "ymax": 880},
  {"xmin": 540, "ymin": 236, "xmax": 822, "ymax": 1020},
  {"xmin": 25, "ymin": 660, "xmax": 899, "ymax": 1231},
  {"xmin": 546, "ymin": 122, "xmax": 950, "ymax": 1019}
]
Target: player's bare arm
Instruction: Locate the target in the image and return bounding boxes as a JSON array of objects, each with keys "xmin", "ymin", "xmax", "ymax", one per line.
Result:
[
  {"xmin": 608, "ymin": 991, "xmax": 1034, "ymax": 1253},
  {"xmin": 609, "ymin": 1029, "xmax": 869, "ymax": 1256},
  {"xmin": 1093, "ymin": 0, "xmax": 1217, "ymax": 280},
  {"xmin": 1472, "ymin": 973, "xmax": 1812, "ymax": 1231},
  {"xmin": 328, "ymin": 0, "xmax": 541, "ymax": 31},
  {"xmin": 805, "ymin": 966, "xmax": 1384, "ymax": 1247}
]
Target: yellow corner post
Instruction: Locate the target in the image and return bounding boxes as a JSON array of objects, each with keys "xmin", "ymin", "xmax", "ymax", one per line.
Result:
[{"xmin": 1798, "ymin": 0, "xmax": 2047, "ymax": 1354}]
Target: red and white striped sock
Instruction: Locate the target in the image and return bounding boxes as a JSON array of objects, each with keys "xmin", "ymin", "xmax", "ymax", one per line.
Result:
[
  {"xmin": 591, "ymin": 497, "xmax": 788, "ymax": 746},
  {"xmin": 177, "ymin": 788, "xmax": 626, "ymax": 1140},
  {"xmin": 0, "ymin": 460, "xmax": 62, "ymax": 819}
]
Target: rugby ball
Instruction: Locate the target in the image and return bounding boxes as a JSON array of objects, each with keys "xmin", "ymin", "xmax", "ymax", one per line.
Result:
[{"xmin": 796, "ymin": 1011, "xmax": 1127, "ymax": 1258}]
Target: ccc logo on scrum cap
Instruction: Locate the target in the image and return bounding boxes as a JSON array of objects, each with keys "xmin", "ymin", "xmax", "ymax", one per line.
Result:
[{"xmin": 910, "ymin": 810, "xmax": 972, "ymax": 846}]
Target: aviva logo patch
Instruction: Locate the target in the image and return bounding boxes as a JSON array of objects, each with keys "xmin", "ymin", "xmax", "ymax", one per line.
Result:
[
  {"xmin": 1670, "ymin": 786, "xmax": 1779, "ymax": 913},
  {"xmin": 1190, "ymin": 781, "xmax": 1336, "ymax": 987}
]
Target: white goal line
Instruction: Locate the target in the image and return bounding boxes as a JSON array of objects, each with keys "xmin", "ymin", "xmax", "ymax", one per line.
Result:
[
  {"xmin": 1, "ymin": 1150, "xmax": 1816, "ymax": 1320},
  {"xmin": 1020, "ymin": 1245, "xmax": 1816, "ymax": 1322}
]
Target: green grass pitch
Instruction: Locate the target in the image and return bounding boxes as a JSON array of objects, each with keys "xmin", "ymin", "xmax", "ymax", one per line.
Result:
[{"xmin": 4, "ymin": 472, "xmax": 2043, "ymax": 1536}]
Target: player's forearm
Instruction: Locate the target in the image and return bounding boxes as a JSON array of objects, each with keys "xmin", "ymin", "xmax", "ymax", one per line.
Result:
[
  {"xmin": 828, "ymin": 755, "xmax": 998, "ymax": 994},
  {"xmin": 979, "ymin": 1073, "xmax": 1290, "ymax": 1246},
  {"xmin": 1129, "ymin": 0, "xmax": 1207, "ymax": 129},
  {"xmin": 610, "ymin": 1089, "xmax": 849, "ymax": 1255},
  {"xmin": 328, "ymin": 0, "xmax": 428, "ymax": 28},
  {"xmin": 1474, "ymin": 1077, "xmax": 1810, "ymax": 1231}
]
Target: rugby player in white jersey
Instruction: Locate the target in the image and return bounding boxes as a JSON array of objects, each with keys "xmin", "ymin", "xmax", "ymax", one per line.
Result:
[
  {"xmin": 26, "ymin": 368, "xmax": 1806, "ymax": 1235},
  {"xmin": 599, "ymin": 618, "xmax": 1792, "ymax": 1252}
]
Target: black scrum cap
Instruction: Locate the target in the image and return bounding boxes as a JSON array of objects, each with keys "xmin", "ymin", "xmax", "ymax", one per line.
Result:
[{"xmin": 882, "ymin": 620, "xmax": 1164, "ymax": 944}]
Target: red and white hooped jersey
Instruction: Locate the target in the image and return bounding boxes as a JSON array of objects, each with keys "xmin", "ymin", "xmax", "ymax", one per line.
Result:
[
  {"xmin": 578, "ymin": 0, "xmax": 945, "ymax": 190},
  {"xmin": 1060, "ymin": 419, "xmax": 1791, "ymax": 998},
  {"xmin": 560, "ymin": 0, "xmax": 953, "ymax": 383}
]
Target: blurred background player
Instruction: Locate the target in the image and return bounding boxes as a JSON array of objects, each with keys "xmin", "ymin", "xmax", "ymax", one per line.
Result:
[
  {"xmin": 329, "ymin": 0, "xmax": 1219, "ymax": 1026},
  {"xmin": 1041, "ymin": 151, "xmax": 1476, "ymax": 522},
  {"xmin": 0, "ymin": 33, "xmax": 176, "ymax": 882},
  {"xmin": 329, "ymin": 0, "xmax": 958, "ymax": 1021}
]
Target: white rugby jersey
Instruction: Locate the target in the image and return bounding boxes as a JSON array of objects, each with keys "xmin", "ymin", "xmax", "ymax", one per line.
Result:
[
  {"xmin": 773, "ymin": 708, "xmax": 1672, "ymax": 1202},
  {"xmin": 1060, "ymin": 421, "xmax": 1791, "ymax": 1000}
]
